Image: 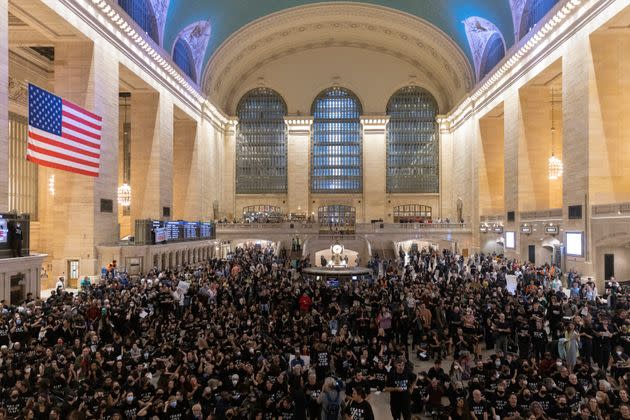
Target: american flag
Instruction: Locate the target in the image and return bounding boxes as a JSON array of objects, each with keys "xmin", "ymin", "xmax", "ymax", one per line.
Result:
[{"xmin": 27, "ymin": 84, "xmax": 102, "ymax": 177}]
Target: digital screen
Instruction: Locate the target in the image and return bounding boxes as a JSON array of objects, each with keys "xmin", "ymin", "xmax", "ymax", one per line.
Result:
[
  {"xmin": 505, "ymin": 231, "xmax": 515, "ymax": 249},
  {"xmin": 566, "ymin": 232, "xmax": 583, "ymax": 257},
  {"xmin": 0, "ymin": 218, "xmax": 7, "ymax": 244},
  {"xmin": 200, "ymin": 222, "xmax": 213, "ymax": 238},
  {"xmin": 165, "ymin": 221, "xmax": 182, "ymax": 241},
  {"xmin": 184, "ymin": 222, "xmax": 198, "ymax": 239},
  {"xmin": 327, "ymin": 279, "xmax": 340, "ymax": 288}
]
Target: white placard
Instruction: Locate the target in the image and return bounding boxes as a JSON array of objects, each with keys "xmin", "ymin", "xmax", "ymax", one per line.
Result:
[
  {"xmin": 566, "ymin": 232, "xmax": 583, "ymax": 257},
  {"xmin": 505, "ymin": 231, "xmax": 516, "ymax": 249}
]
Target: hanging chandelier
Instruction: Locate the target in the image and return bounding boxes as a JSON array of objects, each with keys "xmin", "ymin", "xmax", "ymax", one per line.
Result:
[
  {"xmin": 548, "ymin": 87, "xmax": 563, "ymax": 180},
  {"xmin": 117, "ymin": 183, "xmax": 132, "ymax": 207},
  {"xmin": 548, "ymin": 154, "xmax": 563, "ymax": 180}
]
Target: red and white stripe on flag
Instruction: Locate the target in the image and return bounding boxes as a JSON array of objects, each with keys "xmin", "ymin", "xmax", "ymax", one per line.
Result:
[{"xmin": 26, "ymin": 83, "xmax": 102, "ymax": 177}]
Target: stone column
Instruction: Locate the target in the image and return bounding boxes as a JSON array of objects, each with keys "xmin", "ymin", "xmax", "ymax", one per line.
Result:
[
  {"xmin": 51, "ymin": 40, "xmax": 119, "ymax": 278},
  {"xmin": 0, "ymin": 0, "xmax": 7, "ymax": 211},
  {"xmin": 563, "ymin": 34, "xmax": 594, "ymax": 275},
  {"xmin": 361, "ymin": 117, "xmax": 388, "ymax": 223},
  {"xmin": 221, "ymin": 119, "xmax": 237, "ymax": 219},
  {"xmin": 504, "ymin": 87, "xmax": 522, "ymax": 259},
  {"xmin": 130, "ymin": 91, "xmax": 173, "ymax": 221},
  {"xmin": 173, "ymin": 117, "xmax": 200, "ymax": 220},
  {"xmin": 285, "ymin": 117, "xmax": 313, "ymax": 215}
]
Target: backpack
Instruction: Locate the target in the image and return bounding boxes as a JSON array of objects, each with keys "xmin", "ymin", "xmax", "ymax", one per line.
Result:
[{"xmin": 324, "ymin": 392, "xmax": 341, "ymax": 420}]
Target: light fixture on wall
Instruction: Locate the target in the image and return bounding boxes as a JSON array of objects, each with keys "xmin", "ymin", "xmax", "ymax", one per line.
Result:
[
  {"xmin": 548, "ymin": 87, "xmax": 563, "ymax": 180},
  {"xmin": 48, "ymin": 174, "xmax": 55, "ymax": 196}
]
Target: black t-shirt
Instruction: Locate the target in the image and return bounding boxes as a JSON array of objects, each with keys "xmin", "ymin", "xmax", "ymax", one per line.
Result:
[
  {"xmin": 491, "ymin": 393, "xmax": 509, "ymax": 414},
  {"xmin": 469, "ymin": 399, "xmax": 490, "ymax": 418},
  {"xmin": 499, "ymin": 403, "xmax": 521, "ymax": 419},
  {"xmin": 386, "ymin": 370, "xmax": 416, "ymax": 403},
  {"xmin": 346, "ymin": 400, "xmax": 375, "ymax": 420}
]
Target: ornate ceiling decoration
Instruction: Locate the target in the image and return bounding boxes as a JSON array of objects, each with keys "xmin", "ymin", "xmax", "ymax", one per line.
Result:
[{"xmin": 202, "ymin": 3, "xmax": 475, "ymax": 114}]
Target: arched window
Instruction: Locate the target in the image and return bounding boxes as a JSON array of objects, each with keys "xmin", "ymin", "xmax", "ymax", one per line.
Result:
[
  {"xmin": 521, "ymin": 0, "xmax": 559, "ymax": 39},
  {"xmin": 117, "ymin": 0, "xmax": 159, "ymax": 44},
  {"xmin": 311, "ymin": 87, "xmax": 362, "ymax": 193},
  {"xmin": 386, "ymin": 86, "xmax": 439, "ymax": 193},
  {"xmin": 236, "ymin": 88, "xmax": 288, "ymax": 194},
  {"xmin": 479, "ymin": 34, "xmax": 506, "ymax": 80},
  {"xmin": 172, "ymin": 38, "xmax": 196, "ymax": 80}
]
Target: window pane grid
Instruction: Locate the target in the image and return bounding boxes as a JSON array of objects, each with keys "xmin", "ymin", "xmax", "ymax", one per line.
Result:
[
  {"xmin": 9, "ymin": 113, "xmax": 38, "ymax": 219},
  {"xmin": 236, "ymin": 88, "xmax": 288, "ymax": 194},
  {"xmin": 311, "ymin": 87, "xmax": 363, "ymax": 193},
  {"xmin": 117, "ymin": 0, "xmax": 158, "ymax": 44},
  {"xmin": 386, "ymin": 86, "xmax": 439, "ymax": 193}
]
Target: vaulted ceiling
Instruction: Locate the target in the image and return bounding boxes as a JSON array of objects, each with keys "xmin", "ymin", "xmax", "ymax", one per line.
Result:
[{"xmin": 162, "ymin": 0, "xmax": 516, "ymax": 71}]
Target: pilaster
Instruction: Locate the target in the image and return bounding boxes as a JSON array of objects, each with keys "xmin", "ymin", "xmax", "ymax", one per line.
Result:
[
  {"xmin": 221, "ymin": 119, "xmax": 237, "ymax": 219},
  {"xmin": 361, "ymin": 116, "xmax": 388, "ymax": 223},
  {"xmin": 130, "ymin": 91, "xmax": 173, "ymax": 220},
  {"xmin": 285, "ymin": 117, "xmax": 313, "ymax": 215},
  {"xmin": 0, "ymin": 0, "xmax": 7, "ymax": 211},
  {"xmin": 50, "ymin": 40, "xmax": 119, "ymax": 278}
]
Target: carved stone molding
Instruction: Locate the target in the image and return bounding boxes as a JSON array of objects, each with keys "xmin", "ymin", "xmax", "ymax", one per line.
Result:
[
  {"xmin": 203, "ymin": 3, "xmax": 474, "ymax": 113},
  {"xmin": 8, "ymin": 76, "xmax": 28, "ymax": 107}
]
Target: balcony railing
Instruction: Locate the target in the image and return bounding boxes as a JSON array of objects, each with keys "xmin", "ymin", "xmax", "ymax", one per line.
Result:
[
  {"xmin": 520, "ymin": 208, "xmax": 562, "ymax": 220},
  {"xmin": 592, "ymin": 202, "xmax": 630, "ymax": 217},
  {"xmin": 215, "ymin": 222, "xmax": 469, "ymax": 235}
]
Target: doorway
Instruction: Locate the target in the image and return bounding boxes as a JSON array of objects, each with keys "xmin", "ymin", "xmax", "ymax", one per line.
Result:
[
  {"xmin": 528, "ymin": 245, "xmax": 536, "ymax": 264},
  {"xmin": 67, "ymin": 260, "xmax": 79, "ymax": 288},
  {"xmin": 604, "ymin": 253, "xmax": 614, "ymax": 280},
  {"xmin": 10, "ymin": 274, "xmax": 24, "ymax": 304}
]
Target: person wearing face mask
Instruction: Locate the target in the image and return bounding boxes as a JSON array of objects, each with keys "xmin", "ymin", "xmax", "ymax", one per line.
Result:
[
  {"xmin": 163, "ymin": 395, "xmax": 185, "ymax": 420},
  {"xmin": 119, "ymin": 391, "xmax": 139, "ymax": 419}
]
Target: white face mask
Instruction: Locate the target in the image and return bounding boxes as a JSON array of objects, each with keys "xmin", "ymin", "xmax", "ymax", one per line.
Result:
[
  {"xmin": 232, "ymin": 380, "xmax": 238, "ymax": 386},
  {"xmin": 618, "ymin": 351, "xmax": 623, "ymax": 356}
]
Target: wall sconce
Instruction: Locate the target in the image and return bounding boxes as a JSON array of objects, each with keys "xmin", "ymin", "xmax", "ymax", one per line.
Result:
[{"xmin": 48, "ymin": 175, "xmax": 55, "ymax": 196}]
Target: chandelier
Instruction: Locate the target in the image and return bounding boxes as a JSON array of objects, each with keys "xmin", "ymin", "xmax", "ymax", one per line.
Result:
[
  {"xmin": 548, "ymin": 87, "xmax": 563, "ymax": 180},
  {"xmin": 117, "ymin": 183, "xmax": 131, "ymax": 207},
  {"xmin": 548, "ymin": 154, "xmax": 563, "ymax": 180}
]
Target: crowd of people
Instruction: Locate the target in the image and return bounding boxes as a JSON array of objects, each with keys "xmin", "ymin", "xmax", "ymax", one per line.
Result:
[{"xmin": 0, "ymin": 245, "xmax": 628, "ymax": 420}]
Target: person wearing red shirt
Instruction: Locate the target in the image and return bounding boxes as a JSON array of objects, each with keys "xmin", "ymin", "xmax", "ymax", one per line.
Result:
[{"xmin": 299, "ymin": 292, "xmax": 312, "ymax": 312}]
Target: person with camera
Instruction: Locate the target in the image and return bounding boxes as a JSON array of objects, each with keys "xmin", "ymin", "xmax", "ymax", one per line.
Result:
[{"xmin": 384, "ymin": 357, "xmax": 417, "ymax": 420}]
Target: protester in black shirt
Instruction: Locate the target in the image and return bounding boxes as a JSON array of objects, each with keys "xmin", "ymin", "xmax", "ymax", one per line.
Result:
[
  {"xmin": 385, "ymin": 358, "xmax": 416, "ymax": 420},
  {"xmin": 345, "ymin": 387, "xmax": 374, "ymax": 420}
]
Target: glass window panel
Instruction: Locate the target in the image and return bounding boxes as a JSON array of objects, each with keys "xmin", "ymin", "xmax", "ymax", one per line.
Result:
[
  {"xmin": 117, "ymin": 0, "xmax": 159, "ymax": 44},
  {"xmin": 9, "ymin": 113, "xmax": 38, "ymax": 219},
  {"xmin": 386, "ymin": 86, "xmax": 439, "ymax": 193},
  {"xmin": 311, "ymin": 87, "xmax": 362, "ymax": 193},
  {"xmin": 173, "ymin": 38, "xmax": 196, "ymax": 80},
  {"xmin": 236, "ymin": 88, "xmax": 288, "ymax": 194}
]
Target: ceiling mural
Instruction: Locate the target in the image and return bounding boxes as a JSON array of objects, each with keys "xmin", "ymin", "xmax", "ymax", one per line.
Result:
[
  {"xmin": 160, "ymin": 0, "xmax": 516, "ymax": 73},
  {"xmin": 172, "ymin": 20, "xmax": 212, "ymax": 83},
  {"xmin": 463, "ymin": 16, "xmax": 506, "ymax": 80}
]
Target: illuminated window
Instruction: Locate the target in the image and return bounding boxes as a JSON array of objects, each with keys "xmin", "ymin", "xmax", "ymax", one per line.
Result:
[
  {"xmin": 318, "ymin": 205, "xmax": 356, "ymax": 226},
  {"xmin": 521, "ymin": 0, "xmax": 559, "ymax": 38},
  {"xmin": 117, "ymin": 0, "xmax": 159, "ymax": 44},
  {"xmin": 311, "ymin": 87, "xmax": 362, "ymax": 193},
  {"xmin": 9, "ymin": 113, "xmax": 38, "ymax": 219},
  {"xmin": 236, "ymin": 88, "xmax": 288, "ymax": 194},
  {"xmin": 173, "ymin": 38, "xmax": 195, "ymax": 80},
  {"xmin": 479, "ymin": 34, "xmax": 506, "ymax": 80},
  {"xmin": 386, "ymin": 86, "xmax": 439, "ymax": 193}
]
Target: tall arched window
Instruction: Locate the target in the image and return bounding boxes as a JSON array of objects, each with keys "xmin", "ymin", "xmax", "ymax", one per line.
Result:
[
  {"xmin": 236, "ymin": 88, "xmax": 288, "ymax": 194},
  {"xmin": 118, "ymin": 0, "xmax": 159, "ymax": 44},
  {"xmin": 311, "ymin": 87, "xmax": 362, "ymax": 193},
  {"xmin": 521, "ymin": 0, "xmax": 559, "ymax": 39},
  {"xmin": 479, "ymin": 34, "xmax": 506, "ymax": 80},
  {"xmin": 386, "ymin": 86, "xmax": 439, "ymax": 193},
  {"xmin": 173, "ymin": 38, "xmax": 195, "ymax": 80}
]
